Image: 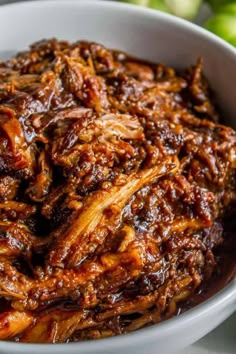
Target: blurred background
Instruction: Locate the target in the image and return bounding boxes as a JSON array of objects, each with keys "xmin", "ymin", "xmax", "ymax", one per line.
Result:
[
  {"xmin": 122, "ymin": 1, "xmax": 236, "ymax": 45},
  {"xmin": 0, "ymin": 0, "xmax": 236, "ymax": 45},
  {"xmin": 117, "ymin": 0, "xmax": 236, "ymax": 47}
]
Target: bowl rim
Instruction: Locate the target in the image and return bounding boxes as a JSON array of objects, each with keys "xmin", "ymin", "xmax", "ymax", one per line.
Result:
[
  {"xmin": 1, "ymin": 281, "xmax": 236, "ymax": 350},
  {"xmin": 0, "ymin": 0, "xmax": 236, "ymax": 55},
  {"xmin": 0, "ymin": 0, "xmax": 235, "ymax": 350}
]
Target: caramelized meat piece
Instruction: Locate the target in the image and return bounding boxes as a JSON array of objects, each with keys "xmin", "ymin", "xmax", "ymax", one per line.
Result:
[
  {"xmin": 0, "ymin": 39, "xmax": 235, "ymax": 343},
  {"xmin": 0, "ymin": 310, "xmax": 33, "ymax": 339},
  {"xmin": 0, "ymin": 221, "xmax": 34, "ymax": 257},
  {"xmin": 48, "ymin": 157, "xmax": 178, "ymax": 268},
  {"xmin": 0, "ymin": 176, "xmax": 19, "ymax": 201},
  {"xmin": 0, "ymin": 107, "xmax": 34, "ymax": 176}
]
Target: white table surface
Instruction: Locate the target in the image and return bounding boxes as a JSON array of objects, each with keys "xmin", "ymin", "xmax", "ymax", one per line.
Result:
[
  {"xmin": 180, "ymin": 313, "xmax": 236, "ymax": 354},
  {"xmin": 0, "ymin": 1, "xmax": 235, "ymax": 353}
]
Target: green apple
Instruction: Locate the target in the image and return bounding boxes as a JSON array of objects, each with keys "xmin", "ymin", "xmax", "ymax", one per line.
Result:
[
  {"xmin": 206, "ymin": 0, "xmax": 235, "ymax": 12},
  {"xmin": 205, "ymin": 13, "xmax": 236, "ymax": 46}
]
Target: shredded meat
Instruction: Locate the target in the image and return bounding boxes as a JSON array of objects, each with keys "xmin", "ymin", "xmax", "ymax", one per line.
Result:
[{"xmin": 0, "ymin": 39, "xmax": 235, "ymax": 343}]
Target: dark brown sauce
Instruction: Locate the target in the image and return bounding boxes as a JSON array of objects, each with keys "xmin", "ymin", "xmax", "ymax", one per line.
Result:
[
  {"xmin": 0, "ymin": 299, "xmax": 10, "ymax": 313},
  {"xmin": 0, "ymin": 39, "xmax": 236, "ymax": 342},
  {"xmin": 178, "ymin": 211, "xmax": 236, "ymax": 313}
]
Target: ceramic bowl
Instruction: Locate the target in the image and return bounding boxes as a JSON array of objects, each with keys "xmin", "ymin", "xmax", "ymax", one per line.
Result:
[{"xmin": 0, "ymin": 1, "xmax": 235, "ymax": 353}]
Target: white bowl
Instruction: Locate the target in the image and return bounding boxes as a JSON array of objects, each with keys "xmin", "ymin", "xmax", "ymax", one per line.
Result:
[{"xmin": 0, "ymin": 1, "xmax": 235, "ymax": 353}]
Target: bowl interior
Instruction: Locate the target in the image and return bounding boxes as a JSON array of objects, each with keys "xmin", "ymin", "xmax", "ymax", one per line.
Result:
[
  {"xmin": 0, "ymin": 1, "xmax": 235, "ymax": 353},
  {"xmin": 0, "ymin": 0, "xmax": 235, "ymax": 125}
]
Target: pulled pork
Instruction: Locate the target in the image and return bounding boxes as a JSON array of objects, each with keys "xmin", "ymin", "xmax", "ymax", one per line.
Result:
[{"xmin": 0, "ymin": 39, "xmax": 235, "ymax": 343}]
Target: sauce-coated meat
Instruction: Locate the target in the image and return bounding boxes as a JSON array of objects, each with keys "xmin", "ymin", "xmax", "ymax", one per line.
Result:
[{"xmin": 0, "ymin": 39, "xmax": 235, "ymax": 343}]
